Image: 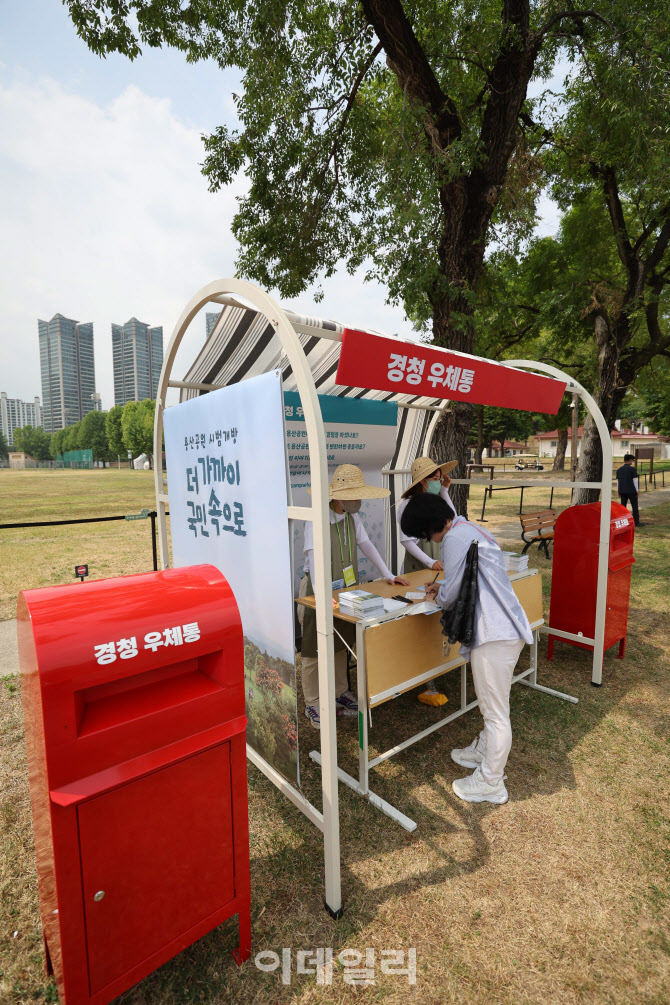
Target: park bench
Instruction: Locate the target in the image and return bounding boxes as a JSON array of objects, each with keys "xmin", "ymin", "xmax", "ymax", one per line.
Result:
[{"xmin": 520, "ymin": 508, "xmax": 556, "ymax": 559}]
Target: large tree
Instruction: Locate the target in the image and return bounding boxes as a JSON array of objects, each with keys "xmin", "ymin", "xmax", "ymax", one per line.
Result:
[
  {"xmin": 66, "ymin": 0, "xmax": 622, "ymax": 511},
  {"xmin": 122, "ymin": 399, "xmax": 156, "ymax": 466},
  {"xmin": 539, "ymin": 10, "xmax": 670, "ymax": 501},
  {"xmin": 105, "ymin": 404, "xmax": 126, "ymax": 460},
  {"xmin": 12, "ymin": 426, "xmax": 52, "ymax": 461},
  {"xmin": 79, "ymin": 409, "xmax": 115, "ymax": 466}
]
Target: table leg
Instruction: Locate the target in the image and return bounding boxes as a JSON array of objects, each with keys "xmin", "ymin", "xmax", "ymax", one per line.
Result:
[
  {"xmin": 531, "ymin": 627, "xmax": 538, "ymax": 685},
  {"xmin": 356, "ymin": 621, "xmax": 369, "ymax": 796}
]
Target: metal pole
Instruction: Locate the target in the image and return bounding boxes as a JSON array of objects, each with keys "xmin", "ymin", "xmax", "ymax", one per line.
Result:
[
  {"xmin": 500, "ymin": 359, "xmax": 611, "ymax": 688},
  {"xmin": 571, "ymin": 392, "xmax": 579, "ymax": 481},
  {"xmin": 150, "ymin": 511, "xmax": 158, "ymax": 571},
  {"xmin": 519, "ymin": 486, "xmax": 525, "ymax": 514},
  {"xmin": 549, "ymin": 486, "xmax": 554, "ymax": 509},
  {"xmin": 480, "ymin": 486, "xmax": 488, "ymax": 521}
]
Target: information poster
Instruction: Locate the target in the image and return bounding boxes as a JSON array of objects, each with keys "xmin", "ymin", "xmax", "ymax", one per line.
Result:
[
  {"xmin": 284, "ymin": 392, "xmax": 398, "ymax": 590},
  {"xmin": 164, "ymin": 371, "xmax": 299, "ymax": 785}
]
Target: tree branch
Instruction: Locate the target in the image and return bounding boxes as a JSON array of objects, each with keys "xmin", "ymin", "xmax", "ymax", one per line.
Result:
[
  {"xmin": 360, "ymin": 0, "xmax": 461, "ymax": 148},
  {"xmin": 645, "ymin": 215, "xmax": 670, "ymax": 274},
  {"xmin": 593, "ymin": 164, "xmax": 638, "ymax": 282},
  {"xmin": 538, "ymin": 9, "xmax": 615, "ymax": 37},
  {"xmin": 632, "ymin": 203, "xmax": 670, "ymax": 257}
]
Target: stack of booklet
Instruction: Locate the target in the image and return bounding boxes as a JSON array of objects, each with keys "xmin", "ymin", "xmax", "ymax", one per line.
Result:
[
  {"xmin": 501, "ymin": 551, "xmax": 529, "ymax": 573},
  {"xmin": 338, "ymin": 590, "xmax": 385, "ymax": 619}
]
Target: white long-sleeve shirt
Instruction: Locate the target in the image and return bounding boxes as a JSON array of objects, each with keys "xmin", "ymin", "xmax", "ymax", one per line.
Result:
[
  {"xmin": 437, "ymin": 516, "xmax": 533, "ymax": 655},
  {"xmin": 396, "ymin": 486, "xmax": 454, "ymax": 567},
  {"xmin": 303, "ymin": 508, "xmax": 394, "ymax": 584}
]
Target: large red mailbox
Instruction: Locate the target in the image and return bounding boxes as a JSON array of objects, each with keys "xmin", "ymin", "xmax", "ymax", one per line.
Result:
[
  {"xmin": 548, "ymin": 502, "xmax": 635, "ymax": 663},
  {"xmin": 18, "ymin": 564, "xmax": 251, "ymax": 1005}
]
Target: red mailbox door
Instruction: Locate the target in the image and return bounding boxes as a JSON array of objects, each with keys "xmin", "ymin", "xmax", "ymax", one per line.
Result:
[{"xmin": 78, "ymin": 743, "xmax": 235, "ymax": 996}]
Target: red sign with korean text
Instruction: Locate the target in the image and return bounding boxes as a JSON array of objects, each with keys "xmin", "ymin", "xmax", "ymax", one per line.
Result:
[{"xmin": 336, "ymin": 330, "xmax": 566, "ymax": 414}]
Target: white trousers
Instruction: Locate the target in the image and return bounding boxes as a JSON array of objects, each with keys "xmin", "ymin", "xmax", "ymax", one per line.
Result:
[
  {"xmin": 301, "ymin": 651, "xmax": 349, "ymax": 707},
  {"xmin": 470, "ymin": 637, "xmax": 525, "ymax": 785}
]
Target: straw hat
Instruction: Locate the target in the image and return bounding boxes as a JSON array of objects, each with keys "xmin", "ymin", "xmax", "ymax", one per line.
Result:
[
  {"xmin": 401, "ymin": 456, "xmax": 458, "ymax": 498},
  {"xmin": 307, "ymin": 464, "xmax": 390, "ymax": 501}
]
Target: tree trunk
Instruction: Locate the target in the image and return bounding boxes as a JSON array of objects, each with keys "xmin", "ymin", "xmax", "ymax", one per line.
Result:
[
  {"xmin": 552, "ymin": 426, "xmax": 568, "ymax": 471},
  {"xmin": 365, "ymin": 4, "xmax": 541, "ymax": 516},
  {"xmin": 573, "ymin": 314, "xmax": 623, "ymax": 504},
  {"xmin": 474, "ymin": 406, "xmax": 484, "ymax": 465}
]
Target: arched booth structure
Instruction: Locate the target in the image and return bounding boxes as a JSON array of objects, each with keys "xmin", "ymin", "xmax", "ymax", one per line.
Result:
[{"xmin": 154, "ymin": 279, "xmax": 613, "ymax": 916}]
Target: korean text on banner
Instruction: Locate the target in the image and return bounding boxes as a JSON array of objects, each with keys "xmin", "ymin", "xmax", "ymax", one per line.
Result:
[
  {"xmin": 284, "ymin": 392, "xmax": 397, "ymax": 591},
  {"xmin": 163, "ymin": 370, "xmax": 299, "ymax": 786},
  {"xmin": 336, "ymin": 330, "xmax": 566, "ymax": 414}
]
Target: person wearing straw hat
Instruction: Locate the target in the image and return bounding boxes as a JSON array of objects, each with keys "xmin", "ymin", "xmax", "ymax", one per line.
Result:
[
  {"xmin": 300, "ymin": 464, "xmax": 409, "ymax": 729},
  {"xmin": 395, "ymin": 456, "xmax": 458, "ymax": 707}
]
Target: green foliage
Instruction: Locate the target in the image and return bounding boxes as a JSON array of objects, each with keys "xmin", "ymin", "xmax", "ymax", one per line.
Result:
[
  {"xmin": 105, "ymin": 404, "xmax": 125, "ymax": 458},
  {"xmin": 0, "ymin": 430, "xmax": 8, "ymax": 460},
  {"xmin": 469, "ymin": 406, "xmax": 534, "ymax": 454},
  {"xmin": 64, "ymin": 0, "xmax": 616, "ymax": 333},
  {"xmin": 79, "ymin": 410, "xmax": 115, "ymax": 464},
  {"xmin": 50, "ymin": 428, "xmax": 67, "ymax": 460},
  {"xmin": 61, "ymin": 421, "xmax": 83, "ymax": 454},
  {"xmin": 12, "ymin": 426, "xmax": 52, "ymax": 461},
  {"xmin": 631, "ymin": 360, "xmax": 670, "ymax": 436},
  {"xmin": 121, "ymin": 399, "xmax": 156, "ymax": 462},
  {"xmin": 243, "ymin": 636, "xmax": 297, "ymax": 778}
]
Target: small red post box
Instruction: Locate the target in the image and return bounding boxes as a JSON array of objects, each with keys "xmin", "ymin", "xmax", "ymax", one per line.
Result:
[
  {"xmin": 548, "ymin": 502, "xmax": 635, "ymax": 663},
  {"xmin": 18, "ymin": 564, "xmax": 251, "ymax": 1005}
]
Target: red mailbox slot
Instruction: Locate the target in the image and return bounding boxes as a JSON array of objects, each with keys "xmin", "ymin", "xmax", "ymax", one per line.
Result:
[
  {"xmin": 548, "ymin": 502, "xmax": 635, "ymax": 663},
  {"xmin": 18, "ymin": 564, "xmax": 251, "ymax": 1005}
]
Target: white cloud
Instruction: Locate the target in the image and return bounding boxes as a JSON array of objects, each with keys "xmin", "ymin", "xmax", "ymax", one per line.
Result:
[
  {"xmin": 0, "ymin": 72, "xmax": 562, "ymax": 413},
  {"xmin": 0, "ymin": 77, "xmax": 247, "ymax": 407},
  {"xmin": 0, "ymin": 75, "xmax": 415, "ymax": 411}
]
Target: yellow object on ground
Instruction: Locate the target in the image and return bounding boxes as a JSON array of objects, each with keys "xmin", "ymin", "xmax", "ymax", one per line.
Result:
[{"xmin": 418, "ymin": 690, "xmax": 448, "ymax": 706}]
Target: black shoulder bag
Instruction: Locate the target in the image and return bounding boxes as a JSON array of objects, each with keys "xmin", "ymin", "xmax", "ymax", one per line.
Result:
[{"xmin": 439, "ymin": 541, "xmax": 478, "ymax": 647}]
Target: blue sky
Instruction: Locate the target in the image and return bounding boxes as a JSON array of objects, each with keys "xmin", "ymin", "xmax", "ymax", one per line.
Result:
[{"xmin": 0, "ymin": 1, "xmax": 561, "ymax": 410}]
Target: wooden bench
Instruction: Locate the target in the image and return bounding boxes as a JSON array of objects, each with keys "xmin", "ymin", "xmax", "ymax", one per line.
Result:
[{"xmin": 520, "ymin": 509, "xmax": 556, "ymax": 559}]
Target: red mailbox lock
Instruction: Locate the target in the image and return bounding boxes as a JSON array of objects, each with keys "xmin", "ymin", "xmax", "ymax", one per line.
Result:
[{"xmin": 18, "ymin": 564, "xmax": 251, "ymax": 1005}]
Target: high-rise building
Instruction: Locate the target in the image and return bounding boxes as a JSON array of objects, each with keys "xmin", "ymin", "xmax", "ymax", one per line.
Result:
[
  {"xmin": 206, "ymin": 312, "xmax": 219, "ymax": 338},
  {"xmin": 0, "ymin": 393, "xmax": 42, "ymax": 446},
  {"xmin": 111, "ymin": 318, "xmax": 163, "ymax": 406},
  {"xmin": 38, "ymin": 314, "xmax": 96, "ymax": 432}
]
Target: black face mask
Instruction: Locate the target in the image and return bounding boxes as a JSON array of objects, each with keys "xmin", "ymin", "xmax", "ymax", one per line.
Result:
[{"xmin": 341, "ymin": 500, "xmax": 362, "ymax": 513}]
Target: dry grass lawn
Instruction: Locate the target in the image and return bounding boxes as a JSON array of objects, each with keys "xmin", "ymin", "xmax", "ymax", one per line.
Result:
[
  {"xmin": 0, "ymin": 469, "xmax": 164, "ymax": 620},
  {"xmin": 0, "ymin": 465, "xmax": 632, "ymax": 617},
  {"xmin": 0, "ymin": 472, "xmax": 669, "ymax": 1004}
]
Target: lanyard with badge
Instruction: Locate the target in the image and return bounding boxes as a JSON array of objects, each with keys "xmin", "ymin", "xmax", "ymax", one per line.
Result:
[{"xmin": 332, "ymin": 511, "xmax": 357, "ymax": 589}]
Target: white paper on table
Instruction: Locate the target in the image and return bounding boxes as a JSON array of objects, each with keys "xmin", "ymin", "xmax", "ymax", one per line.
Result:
[
  {"xmin": 407, "ymin": 601, "xmax": 441, "ymax": 616},
  {"xmin": 383, "ymin": 598, "xmax": 411, "ymax": 613}
]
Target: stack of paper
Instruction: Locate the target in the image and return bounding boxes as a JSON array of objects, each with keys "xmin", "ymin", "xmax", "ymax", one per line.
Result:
[
  {"xmin": 338, "ymin": 589, "xmax": 385, "ymax": 619},
  {"xmin": 501, "ymin": 551, "xmax": 529, "ymax": 572}
]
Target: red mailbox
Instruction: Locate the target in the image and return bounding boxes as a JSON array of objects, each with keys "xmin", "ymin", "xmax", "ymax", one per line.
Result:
[
  {"xmin": 18, "ymin": 564, "xmax": 251, "ymax": 1005},
  {"xmin": 548, "ymin": 502, "xmax": 635, "ymax": 662}
]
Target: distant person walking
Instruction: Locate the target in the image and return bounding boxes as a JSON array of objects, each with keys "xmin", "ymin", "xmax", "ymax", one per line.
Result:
[{"xmin": 616, "ymin": 453, "xmax": 642, "ymax": 527}]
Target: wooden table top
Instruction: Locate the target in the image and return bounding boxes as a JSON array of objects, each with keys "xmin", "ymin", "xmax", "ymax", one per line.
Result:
[{"xmin": 295, "ymin": 566, "xmax": 539, "ymax": 624}]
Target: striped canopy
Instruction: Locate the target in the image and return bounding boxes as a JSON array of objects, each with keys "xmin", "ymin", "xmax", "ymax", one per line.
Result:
[{"xmin": 180, "ymin": 301, "xmax": 448, "ymax": 570}]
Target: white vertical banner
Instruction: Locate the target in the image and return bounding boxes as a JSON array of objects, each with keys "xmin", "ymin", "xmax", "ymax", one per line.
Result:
[
  {"xmin": 164, "ymin": 370, "xmax": 299, "ymax": 785},
  {"xmin": 284, "ymin": 392, "xmax": 398, "ymax": 591}
]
